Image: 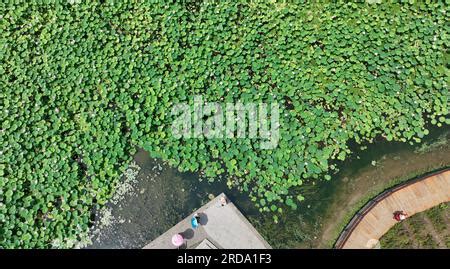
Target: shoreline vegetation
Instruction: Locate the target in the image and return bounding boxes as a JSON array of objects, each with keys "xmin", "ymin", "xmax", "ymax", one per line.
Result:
[
  {"xmin": 322, "ymin": 131, "xmax": 450, "ymax": 248},
  {"xmin": 248, "ymin": 129, "xmax": 450, "ymax": 249}
]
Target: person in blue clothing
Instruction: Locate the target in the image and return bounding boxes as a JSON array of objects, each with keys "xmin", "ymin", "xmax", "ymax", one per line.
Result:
[{"xmin": 191, "ymin": 213, "xmax": 201, "ymax": 229}]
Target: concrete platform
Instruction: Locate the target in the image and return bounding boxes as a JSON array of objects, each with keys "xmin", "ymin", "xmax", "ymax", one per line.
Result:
[{"xmin": 143, "ymin": 193, "xmax": 271, "ymax": 249}]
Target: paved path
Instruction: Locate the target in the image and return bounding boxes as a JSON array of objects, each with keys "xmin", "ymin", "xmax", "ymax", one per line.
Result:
[
  {"xmin": 335, "ymin": 169, "xmax": 450, "ymax": 249},
  {"xmin": 143, "ymin": 193, "xmax": 271, "ymax": 249}
]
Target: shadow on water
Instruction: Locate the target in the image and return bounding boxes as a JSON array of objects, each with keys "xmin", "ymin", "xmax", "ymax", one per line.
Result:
[{"xmin": 89, "ymin": 125, "xmax": 450, "ymax": 249}]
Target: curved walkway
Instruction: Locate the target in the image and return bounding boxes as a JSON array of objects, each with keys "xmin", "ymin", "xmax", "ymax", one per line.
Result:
[{"xmin": 335, "ymin": 168, "xmax": 450, "ymax": 249}]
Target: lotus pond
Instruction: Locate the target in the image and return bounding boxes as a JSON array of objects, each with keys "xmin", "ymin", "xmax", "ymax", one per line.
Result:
[{"xmin": 1, "ymin": 1, "xmax": 449, "ymax": 248}]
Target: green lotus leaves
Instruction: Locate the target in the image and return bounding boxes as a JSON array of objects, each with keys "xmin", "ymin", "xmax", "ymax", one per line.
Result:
[{"xmin": 1, "ymin": 1, "xmax": 449, "ymax": 248}]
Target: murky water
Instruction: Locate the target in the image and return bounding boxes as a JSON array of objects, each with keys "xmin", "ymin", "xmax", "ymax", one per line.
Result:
[
  {"xmin": 87, "ymin": 149, "xmax": 255, "ymax": 248},
  {"xmin": 88, "ymin": 126, "xmax": 450, "ymax": 249}
]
